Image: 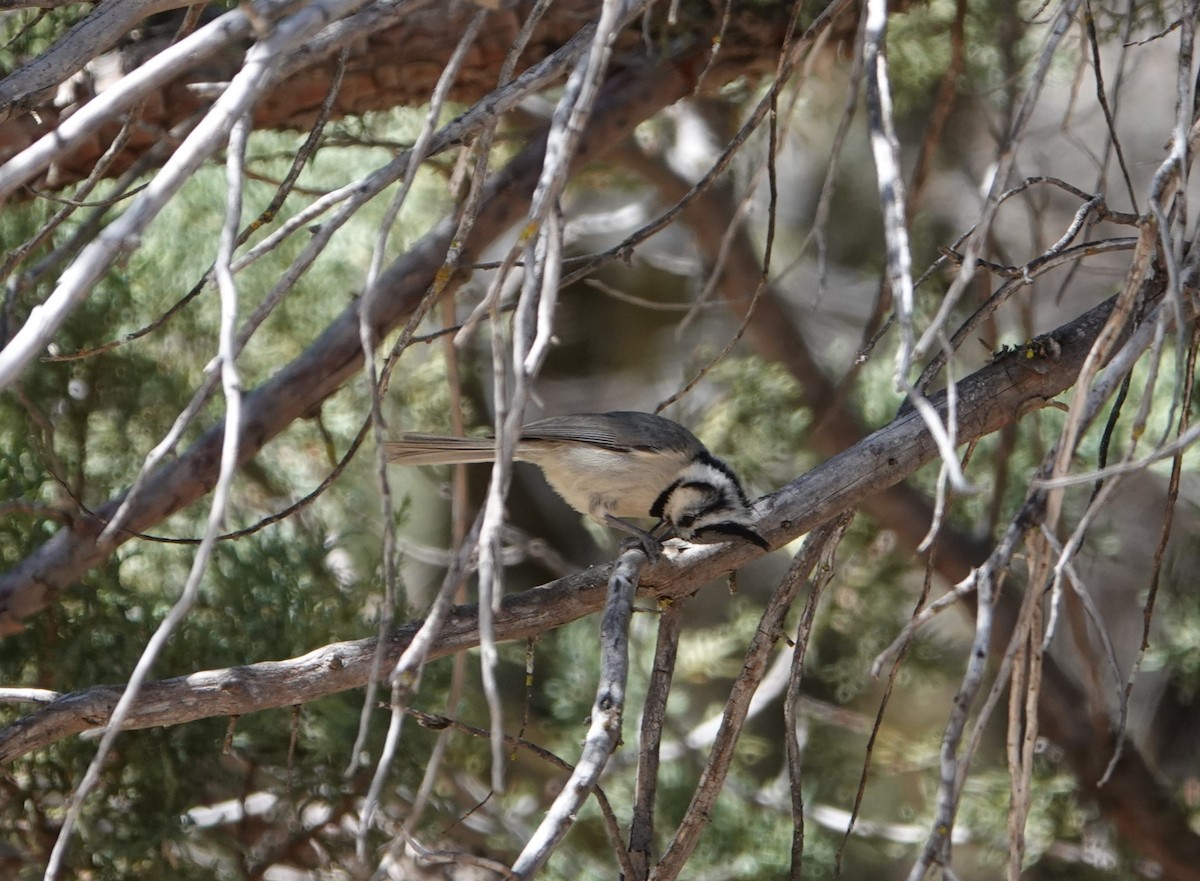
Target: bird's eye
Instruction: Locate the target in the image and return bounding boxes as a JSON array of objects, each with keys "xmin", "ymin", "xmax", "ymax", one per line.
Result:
[{"xmin": 678, "ymin": 514, "xmax": 696, "ymax": 528}]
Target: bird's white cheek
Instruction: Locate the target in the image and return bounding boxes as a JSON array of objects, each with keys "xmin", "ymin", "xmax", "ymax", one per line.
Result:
[{"xmin": 660, "ymin": 486, "xmax": 710, "ymax": 532}]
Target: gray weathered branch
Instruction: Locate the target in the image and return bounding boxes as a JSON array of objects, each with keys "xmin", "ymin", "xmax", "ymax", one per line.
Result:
[
  {"xmin": 0, "ymin": 288, "xmax": 1135, "ymax": 762},
  {"xmin": 0, "ymin": 42, "xmax": 720, "ymax": 632},
  {"xmin": 0, "ymin": 0, "xmax": 199, "ymax": 118},
  {"xmin": 511, "ymin": 547, "xmax": 646, "ymax": 878}
]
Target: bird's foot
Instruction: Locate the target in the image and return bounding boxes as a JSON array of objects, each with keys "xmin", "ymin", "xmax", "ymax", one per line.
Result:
[{"xmin": 604, "ymin": 514, "xmax": 664, "ymax": 562}]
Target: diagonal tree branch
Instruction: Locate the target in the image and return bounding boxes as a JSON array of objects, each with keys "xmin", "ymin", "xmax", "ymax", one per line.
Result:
[
  {"xmin": 0, "ymin": 1, "xmax": 813, "ymax": 195},
  {"xmin": 0, "ymin": 0, "xmax": 206, "ymax": 118},
  {"xmin": 0, "ymin": 285, "xmax": 1152, "ymax": 758},
  {"xmin": 5, "ymin": 285, "xmax": 1200, "ymax": 879},
  {"xmin": 0, "ymin": 40, "xmax": 727, "ymax": 633},
  {"xmin": 622, "ymin": 137, "xmax": 1200, "ymax": 879}
]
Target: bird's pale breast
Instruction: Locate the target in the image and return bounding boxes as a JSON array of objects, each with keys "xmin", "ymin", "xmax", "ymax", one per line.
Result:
[{"xmin": 523, "ymin": 445, "xmax": 682, "ymax": 520}]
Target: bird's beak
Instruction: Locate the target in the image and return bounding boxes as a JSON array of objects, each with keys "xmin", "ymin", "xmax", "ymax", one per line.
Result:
[{"xmin": 692, "ymin": 522, "xmax": 769, "ymax": 550}]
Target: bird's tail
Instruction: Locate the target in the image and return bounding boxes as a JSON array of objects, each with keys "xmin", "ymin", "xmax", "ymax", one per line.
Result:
[{"xmin": 384, "ymin": 434, "xmax": 500, "ymax": 466}]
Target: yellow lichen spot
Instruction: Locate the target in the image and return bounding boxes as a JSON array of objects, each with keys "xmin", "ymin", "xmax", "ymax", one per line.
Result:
[
  {"xmin": 518, "ymin": 221, "xmax": 539, "ymax": 243},
  {"xmin": 429, "ymin": 267, "xmax": 453, "ymax": 298}
]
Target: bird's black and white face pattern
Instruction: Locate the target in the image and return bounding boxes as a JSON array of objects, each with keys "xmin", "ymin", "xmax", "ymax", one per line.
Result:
[{"xmin": 650, "ymin": 452, "xmax": 768, "ymax": 549}]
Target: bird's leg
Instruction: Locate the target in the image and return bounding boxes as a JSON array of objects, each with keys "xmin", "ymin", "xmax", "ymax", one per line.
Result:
[{"xmin": 603, "ymin": 514, "xmax": 664, "ymax": 561}]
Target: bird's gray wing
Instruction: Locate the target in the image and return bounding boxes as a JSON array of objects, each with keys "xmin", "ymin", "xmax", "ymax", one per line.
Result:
[{"xmin": 520, "ymin": 412, "xmax": 702, "ymax": 453}]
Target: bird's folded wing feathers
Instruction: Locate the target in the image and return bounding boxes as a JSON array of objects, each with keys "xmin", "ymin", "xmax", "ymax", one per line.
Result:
[{"xmin": 519, "ymin": 412, "xmax": 699, "ymax": 452}]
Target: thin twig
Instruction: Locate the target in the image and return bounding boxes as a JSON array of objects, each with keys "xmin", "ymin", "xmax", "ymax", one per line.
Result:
[
  {"xmin": 1005, "ymin": 573, "xmax": 1043, "ymax": 881},
  {"xmin": 347, "ymin": 6, "xmax": 487, "ymax": 810},
  {"xmin": 651, "ymin": 516, "xmax": 851, "ymax": 881},
  {"xmin": 784, "ymin": 519, "xmax": 842, "ymax": 880},
  {"xmin": 41, "ymin": 110, "xmax": 251, "ymax": 881},
  {"xmin": 1101, "ymin": 320, "xmax": 1199, "ymax": 785},
  {"xmin": 863, "ymin": 0, "xmax": 970, "ymax": 498},
  {"xmin": 629, "ymin": 594, "xmax": 690, "ymax": 880},
  {"xmin": 558, "ymin": 0, "xmax": 857, "ymax": 292},
  {"xmin": 837, "ymin": 443, "xmax": 975, "ymax": 875},
  {"xmin": 357, "ymin": 516, "xmax": 484, "ymax": 856},
  {"xmin": 397, "ymin": 260, "xmax": 479, "ymax": 838},
  {"xmin": 905, "ymin": 517, "xmax": 1020, "ymax": 881},
  {"xmin": 912, "ymin": 0, "xmax": 1083, "ymax": 367},
  {"xmin": 1084, "ymin": 0, "xmax": 1139, "ymax": 211},
  {"xmin": 400, "ymin": 707, "xmax": 633, "ymax": 879}
]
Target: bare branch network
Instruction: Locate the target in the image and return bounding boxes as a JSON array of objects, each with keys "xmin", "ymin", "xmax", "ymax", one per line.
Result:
[
  {"xmin": 0, "ymin": 1, "xmax": 1199, "ymax": 880},
  {"xmin": 0, "ymin": 285, "xmax": 1148, "ymax": 759}
]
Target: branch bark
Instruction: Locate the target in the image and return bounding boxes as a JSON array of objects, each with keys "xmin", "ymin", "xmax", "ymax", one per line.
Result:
[
  {"xmin": 0, "ymin": 0, "xmax": 207, "ymax": 118},
  {"xmin": 0, "ymin": 0, "xmax": 802, "ymax": 193},
  {"xmin": 510, "ymin": 547, "xmax": 645, "ymax": 878},
  {"xmin": 0, "ymin": 40, "xmax": 720, "ymax": 632},
  {"xmin": 6, "ymin": 288, "xmax": 1200, "ymax": 880},
  {"xmin": 0, "ymin": 288, "xmax": 1138, "ymax": 760}
]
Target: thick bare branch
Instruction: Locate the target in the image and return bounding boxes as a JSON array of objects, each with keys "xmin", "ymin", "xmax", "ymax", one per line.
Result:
[
  {"xmin": 0, "ymin": 1, "xmax": 802, "ymax": 195},
  {"xmin": 0, "ymin": 43, "xmax": 715, "ymax": 633},
  {"xmin": 0, "ymin": 287, "xmax": 1151, "ymax": 760},
  {"xmin": 0, "ymin": 0, "xmax": 197, "ymax": 117}
]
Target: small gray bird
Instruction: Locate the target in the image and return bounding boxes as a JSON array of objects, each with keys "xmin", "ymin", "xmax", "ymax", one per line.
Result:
[{"xmin": 384, "ymin": 411, "xmax": 768, "ymax": 550}]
